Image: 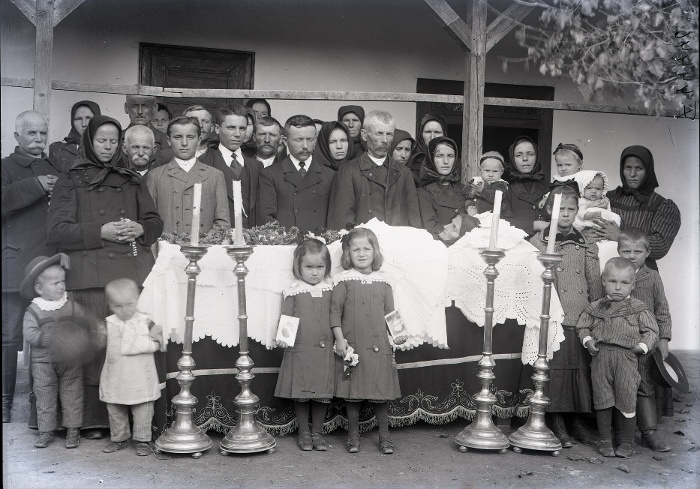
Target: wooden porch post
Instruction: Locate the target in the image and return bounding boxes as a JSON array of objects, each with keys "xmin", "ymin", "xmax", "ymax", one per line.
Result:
[
  {"xmin": 461, "ymin": 0, "xmax": 487, "ymax": 182},
  {"xmin": 34, "ymin": 0, "xmax": 55, "ymax": 119}
]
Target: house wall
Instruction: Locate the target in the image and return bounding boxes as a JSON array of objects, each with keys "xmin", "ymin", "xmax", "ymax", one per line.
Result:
[{"xmin": 2, "ymin": 0, "xmax": 698, "ymax": 349}]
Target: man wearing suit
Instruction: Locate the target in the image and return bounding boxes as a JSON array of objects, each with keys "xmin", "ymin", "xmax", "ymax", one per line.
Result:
[
  {"xmin": 254, "ymin": 116, "xmax": 284, "ymax": 168},
  {"xmin": 146, "ymin": 116, "xmax": 230, "ymax": 235},
  {"xmin": 198, "ymin": 106, "xmax": 263, "ymax": 228},
  {"xmin": 124, "ymin": 95, "xmax": 169, "ymax": 156},
  {"xmin": 258, "ymin": 115, "xmax": 335, "ymax": 234}
]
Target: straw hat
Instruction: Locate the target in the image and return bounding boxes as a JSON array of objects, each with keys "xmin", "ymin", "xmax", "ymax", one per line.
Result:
[{"xmin": 19, "ymin": 253, "xmax": 70, "ymax": 300}]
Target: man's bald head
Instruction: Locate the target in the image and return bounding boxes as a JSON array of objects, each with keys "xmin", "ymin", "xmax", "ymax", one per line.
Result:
[
  {"xmin": 123, "ymin": 125, "xmax": 155, "ymax": 169},
  {"xmin": 125, "ymin": 95, "xmax": 157, "ymax": 126},
  {"xmin": 14, "ymin": 111, "xmax": 48, "ymax": 156}
]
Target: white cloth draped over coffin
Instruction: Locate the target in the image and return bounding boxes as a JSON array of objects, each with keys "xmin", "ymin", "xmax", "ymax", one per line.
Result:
[{"xmin": 138, "ymin": 219, "xmax": 565, "ymax": 365}]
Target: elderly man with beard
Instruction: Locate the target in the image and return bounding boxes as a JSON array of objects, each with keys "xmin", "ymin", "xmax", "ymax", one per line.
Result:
[
  {"xmin": 1, "ymin": 111, "xmax": 61, "ymax": 423},
  {"xmin": 122, "ymin": 125, "xmax": 155, "ymax": 177},
  {"xmin": 254, "ymin": 117, "xmax": 284, "ymax": 168},
  {"xmin": 124, "ymin": 95, "xmax": 169, "ymax": 155},
  {"xmin": 327, "ymin": 110, "xmax": 420, "ymax": 230},
  {"xmin": 258, "ymin": 115, "xmax": 335, "ymax": 234}
]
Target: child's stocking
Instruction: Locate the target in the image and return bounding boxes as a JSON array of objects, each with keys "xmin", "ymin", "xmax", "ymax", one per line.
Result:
[
  {"xmin": 373, "ymin": 402, "xmax": 390, "ymax": 439},
  {"xmin": 310, "ymin": 401, "xmax": 327, "ymax": 436},
  {"xmin": 596, "ymin": 408, "xmax": 613, "ymax": 443},
  {"xmin": 345, "ymin": 401, "xmax": 361, "ymax": 439},
  {"xmin": 619, "ymin": 415, "xmax": 636, "ymax": 446},
  {"xmin": 294, "ymin": 401, "xmax": 310, "ymax": 434}
]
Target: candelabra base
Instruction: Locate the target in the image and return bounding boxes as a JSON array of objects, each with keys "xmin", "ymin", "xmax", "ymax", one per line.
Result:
[
  {"xmin": 509, "ymin": 422, "xmax": 561, "ymax": 455},
  {"xmin": 219, "ymin": 422, "xmax": 276, "ymax": 455},
  {"xmin": 155, "ymin": 424, "xmax": 213, "ymax": 458},
  {"xmin": 455, "ymin": 403, "xmax": 510, "ymax": 453}
]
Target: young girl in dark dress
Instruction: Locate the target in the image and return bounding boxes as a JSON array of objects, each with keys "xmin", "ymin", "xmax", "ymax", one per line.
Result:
[
  {"xmin": 274, "ymin": 238, "xmax": 336, "ymax": 451},
  {"xmin": 331, "ymin": 228, "xmax": 401, "ymax": 454}
]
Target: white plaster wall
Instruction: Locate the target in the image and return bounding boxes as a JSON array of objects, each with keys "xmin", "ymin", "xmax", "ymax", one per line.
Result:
[{"xmin": 2, "ymin": 0, "xmax": 698, "ymax": 349}]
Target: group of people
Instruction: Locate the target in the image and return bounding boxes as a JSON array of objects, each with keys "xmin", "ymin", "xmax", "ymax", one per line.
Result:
[{"xmin": 1, "ymin": 94, "xmax": 681, "ymax": 459}]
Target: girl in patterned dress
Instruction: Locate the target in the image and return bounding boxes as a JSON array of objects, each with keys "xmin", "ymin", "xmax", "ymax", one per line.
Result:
[
  {"xmin": 331, "ymin": 227, "xmax": 401, "ymax": 455},
  {"xmin": 274, "ymin": 238, "xmax": 336, "ymax": 451}
]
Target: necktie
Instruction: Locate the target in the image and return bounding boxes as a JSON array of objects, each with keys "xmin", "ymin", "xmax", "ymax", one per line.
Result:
[
  {"xmin": 231, "ymin": 153, "xmax": 243, "ymax": 179},
  {"xmin": 298, "ymin": 161, "xmax": 307, "ymax": 177}
]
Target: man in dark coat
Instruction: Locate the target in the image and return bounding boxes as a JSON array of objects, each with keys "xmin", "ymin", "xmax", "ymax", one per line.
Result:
[
  {"xmin": 327, "ymin": 110, "xmax": 421, "ymax": 230},
  {"xmin": 124, "ymin": 94, "xmax": 170, "ymax": 156},
  {"xmin": 199, "ymin": 105, "xmax": 263, "ymax": 228},
  {"xmin": 1, "ymin": 111, "xmax": 60, "ymax": 422},
  {"xmin": 258, "ymin": 115, "xmax": 335, "ymax": 234},
  {"xmin": 254, "ymin": 116, "xmax": 284, "ymax": 168}
]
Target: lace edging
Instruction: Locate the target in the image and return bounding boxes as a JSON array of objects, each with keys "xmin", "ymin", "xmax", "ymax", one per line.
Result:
[
  {"xmin": 333, "ymin": 269, "xmax": 392, "ymax": 286},
  {"xmin": 282, "ymin": 279, "xmax": 334, "ymax": 299}
]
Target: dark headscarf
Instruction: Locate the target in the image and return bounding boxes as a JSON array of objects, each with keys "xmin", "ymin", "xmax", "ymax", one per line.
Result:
[
  {"xmin": 409, "ymin": 115, "xmax": 448, "ymax": 185},
  {"xmin": 313, "ymin": 121, "xmax": 354, "ymax": 171},
  {"xmin": 418, "ymin": 137, "xmax": 461, "ymax": 187},
  {"xmin": 337, "ymin": 106, "xmax": 366, "ymax": 159},
  {"xmin": 390, "ymin": 129, "xmax": 415, "ymax": 156},
  {"xmin": 505, "ymin": 135, "xmax": 545, "ymax": 182},
  {"xmin": 72, "ymin": 116, "xmax": 140, "ymax": 188},
  {"xmin": 610, "ymin": 145, "xmax": 659, "ymax": 202},
  {"xmin": 64, "ymin": 100, "xmax": 101, "ymax": 145}
]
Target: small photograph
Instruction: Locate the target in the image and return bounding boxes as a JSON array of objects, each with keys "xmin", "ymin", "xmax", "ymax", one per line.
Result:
[
  {"xmin": 385, "ymin": 310, "xmax": 408, "ymax": 343},
  {"xmin": 275, "ymin": 315, "xmax": 300, "ymax": 347}
]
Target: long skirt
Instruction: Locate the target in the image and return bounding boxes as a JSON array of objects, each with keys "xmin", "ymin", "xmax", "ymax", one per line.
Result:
[{"xmin": 544, "ymin": 326, "xmax": 593, "ymax": 413}]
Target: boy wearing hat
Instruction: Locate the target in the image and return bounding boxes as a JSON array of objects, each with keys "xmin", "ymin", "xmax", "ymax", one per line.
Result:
[
  {"xmin": 576, "ymin": 257, "xmax": 659, "ymax": 458},
  {"xmin": 21, "ymin": 253, "xmax": 90, "ymax": 448},
  {"xmin": 618, "ymin": 228, "xmax": 672, "ymax": 452}
]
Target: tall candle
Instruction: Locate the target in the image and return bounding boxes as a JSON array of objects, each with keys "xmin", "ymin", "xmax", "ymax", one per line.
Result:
[
  {"xmin": 546, "ymin": 193, "xmax": 562, "ymax": 254},
  {"xmin": 190, "ymin": 183, "xmax": 202, "ymax": 246},
  {"xmin": 233, "ymin": 180, "xmax": 244, "ymax": 245},
  {"xmin": 489, "ymin": 190, "xmax": 503, "ymax": 250}
]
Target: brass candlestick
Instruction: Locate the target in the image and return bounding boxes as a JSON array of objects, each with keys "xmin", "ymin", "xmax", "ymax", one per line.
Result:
[
  {"xmin": 220, "ymin": 246, "xmax": 276, "ymax": 455},
  {"xmin": 155, "ymin": 245, "xmax": 213, "ymax": 459},
  {"xmin": 455, "ymin": 249, "xmax": 510, "ymax": 453},
  {"xmin": 509, "ymin": 252, "xmax": 563, "ymax": 456}
]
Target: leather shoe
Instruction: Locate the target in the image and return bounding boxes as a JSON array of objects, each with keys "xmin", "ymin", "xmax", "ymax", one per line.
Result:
[
  {"xmin": 102, "ymin": 441, "xmax": 127, "ymax": 453},
  {"xmin": 136, "ymin": 442, "xmax": 150, "ymax": 456},
  {"xmin": 616, "ymin": 441, "xmax": 635, "ymax": 458},
  {"xmin": 641, "ymin": 430, "xmax": 671, "ymax": 452},
  {"xmin": 311, "ymin": 433, "xmax": 327, "ymax": 451},
  {"xmin": 297, "ymin": 431, "xmax": 313, "ymax": 451},
  {"xmin": 83, "ymin": 429, "xmax": 104, "ymax": 440},
  {"xmin": 35, "ymin": 432, "xmax": 55, "ymax": 448},
  {"xmin": 65, "ymin": 428, "xmax": 80, "ymax": 449},
  {"xmin": 598, "ymin": 440, "xmax": 615, "ymax": 457},
  {"xmin": 379, "ymin": 437, "xmax": 394, "ymax": 455},
  {"xmin": 346, "ymin": 435, "xmax": 360, "ymax": 453},
  {"xmin": 549, "ymin": 414, "xmax": 572, "ymax": 448},
  {"xmin": 571, "ymin": 416, "xmax": 598, "ymax": 447}
]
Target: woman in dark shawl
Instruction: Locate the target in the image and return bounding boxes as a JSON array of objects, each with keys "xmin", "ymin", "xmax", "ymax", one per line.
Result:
[
  {"xmin": 390, "ymin": 129, "xmax": 415, "ymax": 166},
  {"xmin": 337, "ymin": 105, "xmax": 365, "ymax": 160},
  {"xmin": 504, "ymin": 135, "xmax": 550, "ymax": 236},
  {"xmin": 313, "ymin": 121, "xmax": 354, "ymax": 171},
  {"xmin": 241, "ymin": 106, "xmax": 258, "ymax": 158},
  {"xmin": 49, "ymin": 100, "xmax": 101, "ymax": 173},
  {"xmin": 47, "ymin": 116, "xmax": 163, "ymax": 439},
  {"xmin": 408, "ymin": 114, "xmax": 447, "ymax": 186},
  {"xmin": 417, "ymin": 136, "xmax": 478, "ymax": 244}
]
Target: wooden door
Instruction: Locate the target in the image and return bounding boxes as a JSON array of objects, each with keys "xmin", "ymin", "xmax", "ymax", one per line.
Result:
[
  {"xmin": 417, "ymin": 79, "xmax": 554, "ymax": 181},
  {"xmin": 140, "ymin": 43, "xmax": 255, "ymax": 118}
]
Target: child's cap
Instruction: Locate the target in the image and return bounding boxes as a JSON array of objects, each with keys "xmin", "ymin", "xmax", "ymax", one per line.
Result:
[
  {"xmin": 20, "ymin": 253, "xmax": 70, "ymax": 300},
  {"xmin": 479, "ymin": 151, "xmax": 505, "ymax": 167},
  {"xmin": 572, "ymin": 170, "xmax": 609, "ymax": 196},
  {"xmin": 553, "ymin": 143, "xmax": 583, "ymax": 161}
]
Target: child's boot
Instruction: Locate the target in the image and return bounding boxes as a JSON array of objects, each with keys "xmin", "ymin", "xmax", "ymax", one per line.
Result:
[
  {"xmin": 35, "ymin": 431, "xmax": 55, "ymax": 448},
  {"xmin": 374, "ymin": 402, "xmax": 394, "ymax": 454},
  {"xmin": 310, "ymin": 402, "xmax": 328, "ymax": 451},
  {"xmin": 345, "ymin": 402, "xmax": 360, "ymax": 453},
  {"xmin": 136, "ymin": 442, "xmax": 150, "ymax": 456},
  {"xmin": 294, "ymin": 401, "xmax": 312, "ymax": 451},
  {"xmin": 571, "ymin": 415, "xmax": 598, "ymax": 446},
  {"xmin": 548, "ymin": 413, "xmax": 572, "ymax": 448},
  {"xmin": 596, "ymin": 408, "xmax": 615, "ymax": 457},
  {"xmin": 638, "ymin": 395, "xmax": 670, "ymax": 452},
  {"xmin": 65, "ymin": 428, "xmax": 80, "ymax": 449},
  {"xmin": 616, "ymin": 415, "xmax": 636, "ymax": 458}
]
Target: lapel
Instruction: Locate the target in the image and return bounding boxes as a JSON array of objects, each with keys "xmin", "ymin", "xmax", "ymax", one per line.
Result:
[
  {"xmin": 166, "ymin": 161, "xmax": 210, "ymax": 188},
  {"xmin": 281, "ymin": 158, "xmax": 303, "ymax": 188},
  {"xmin": 386, "ymin": 157, "xmax": 401, "ymax": 189},
  {"xmin": 295, "ymin": 159, "xmax": 324, "ymax": 192},
  {"xmin": 359, "ymin": 154, "xmax": 388, "ymax": 188},
  {"xmin": 635, "ymin": 265, "xmax": 651, "ymax": 285}
]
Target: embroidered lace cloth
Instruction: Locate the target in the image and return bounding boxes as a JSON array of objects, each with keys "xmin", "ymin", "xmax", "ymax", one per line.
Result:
[{"xmin": 138, "ymin": 219, "xmax": 565, "ymax": 364}]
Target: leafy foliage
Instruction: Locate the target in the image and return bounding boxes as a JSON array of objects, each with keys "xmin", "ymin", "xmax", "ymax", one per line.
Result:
[
  {"xmin": 505, "ymin": 0, "xmax": 699, "ymax": 115},
  {"xmin": 158, "ymin": 222, "xmax": 345, "ymax": 246}
]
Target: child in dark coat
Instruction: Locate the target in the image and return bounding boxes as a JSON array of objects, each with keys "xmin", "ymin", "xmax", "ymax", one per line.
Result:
[
  {"xmin": 274, "ymin": 238, "xmax": 337, "ymax": 451},
  {"xmin": 465, "ymin": 151, "xmax": 511, "ymax": 216},
  {"xmin": 576, "ymin": 257, "xmax": 658, "ymax": 458}
]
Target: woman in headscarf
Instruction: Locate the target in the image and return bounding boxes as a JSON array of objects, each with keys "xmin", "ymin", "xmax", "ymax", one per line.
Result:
[
  {"xmin": 313, "ymin": 121, "xmax": 354, "ymax": 171},
  {"xmin": 595, "ymin": 145, "xmax": 681, "ymax": 271},
  {"xmin": 504, "ymin": 135, "xmax": 550, "ymax": 236},
  {"xmin": 49, "ymin": 100, "xmax": 101, "ymax": 173},
  {"xmin": 417, "ymin": 137, "xmax": 478, "ymax": 244},
  {"xmin": 390, "ymin": 129, "xmax": 415, "ymax": 166},
  {"xmin": 241, "ymin": 106, "xmax": 258, "ymax": 158},
  {"xmin": 408, "ymin": 114, "xmax": 447, "ymax": 186},
  {"xmin": 337, "ymin": 105, "xmax": 366, "ymax": 160},
  {"xmin": 47, "ymin": 116, "xmax": 163, "ymax": 439}
]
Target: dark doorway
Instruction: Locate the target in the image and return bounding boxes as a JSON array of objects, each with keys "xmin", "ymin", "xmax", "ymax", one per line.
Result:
[
  {"xmin": 139, "ymin": 43, "xmax": 255, "ymax": 118},
  {"xmin": 416, "ymin": 79, "xmax": 554, "ymax": 180}
]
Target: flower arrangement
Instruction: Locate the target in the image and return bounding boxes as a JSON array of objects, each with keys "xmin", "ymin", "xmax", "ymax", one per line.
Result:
[
  {"xmin": 158, "ymin": 222, "xmax": 346, "ymax": 246},
  {"xmin": 333, "ymin": 343, "xmax": 360, "ymax": 379}
]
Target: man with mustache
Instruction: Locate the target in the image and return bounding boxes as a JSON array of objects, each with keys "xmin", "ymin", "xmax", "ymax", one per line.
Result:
[
  {"xmin": 258, "ymin": 115, "xmax": 335, "ymax": 234},
  {"xmin": 327, "ymin": 110, "xmax": 420, "ymax": 230},
  {"xmin": 123, "ymin": 95, "xmax": 169, "ymax": 156},
  {"xmin": 254, "ymin": 117, "xmax": 284, "ymax": 168},
  {"xmin": 122, "ymin": 125, "xmax": 155, "ymax": 177}
]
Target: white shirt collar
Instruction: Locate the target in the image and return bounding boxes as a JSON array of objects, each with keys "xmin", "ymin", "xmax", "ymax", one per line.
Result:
[
  {"xmin": 368, "ymin": 154, "xmax": 386, "ymax": 166},
  {"xmin": 137, "ymin": 169, "xmax": 148, "ymax": 176},
  {"xmin": 257, "ymin": 155, "xmax": 276, "ymax": 168},
  {"xmin": 175, "ymin": 157, "xmax": 197, "ymax": 173},
  {"xmin": 289, "ymin": 154, "xmax": 312, "ymax": 172},
  {"xmin": 32, "ymin": 292, "xmax": 68, "ymax": 311},
  {"xmin": 218, "ymin": 146, "xmax": 244, "ymax": 168}
]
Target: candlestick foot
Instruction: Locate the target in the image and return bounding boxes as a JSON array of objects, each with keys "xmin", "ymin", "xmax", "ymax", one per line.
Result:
[
  {"xmin": 455, "ymin": 422, "xmax": 510, "ymax": 451},
  {"xmin": 219, "ymin": 424, "xmax": 276, "ymax": 454},
  {"xmin": 155, "ymin": 426, "xmax": 213, "ymax": 456}
]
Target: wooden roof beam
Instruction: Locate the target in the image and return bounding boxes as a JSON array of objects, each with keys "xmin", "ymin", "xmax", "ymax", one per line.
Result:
[
  {"xmin": 486, "ymin": 3, "xmax": 534, "ymax": 53},
  {"xmin": 9, "ymin": 0, "xmax": 89, "ymax": 26},
  {"xmin": 424, "ymin": 0, "xmax": 473, "ymax": 52},
  {"xmin": 10, "ymin": 0, "xmax": 36, "ymax": 25}
]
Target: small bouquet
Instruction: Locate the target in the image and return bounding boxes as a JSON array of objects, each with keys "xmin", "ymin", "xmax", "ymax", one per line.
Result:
[{"xmin": 334, "ymin": 343, "xmax": 359, "ymax": 379}]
